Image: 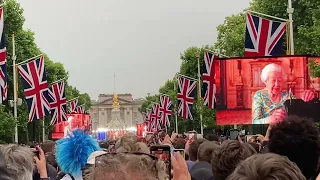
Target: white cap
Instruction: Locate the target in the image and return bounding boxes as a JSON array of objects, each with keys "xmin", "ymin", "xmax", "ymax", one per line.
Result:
[
  {"xmin": 61, "ymin": 174, "xmax": 83, "ymax": 180},
  {"xmin": 87, "ymin": 151, "xmax": 107, "ymax": 165}
]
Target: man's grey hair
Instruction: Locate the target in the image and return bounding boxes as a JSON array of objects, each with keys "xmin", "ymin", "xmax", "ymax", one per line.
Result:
[
  {"xmin": 260, "ymin": 63, "xmax": 286, "ymax": 83},
  {"xmin": 0, "ymin": 144, "xmax": 34, "ymax": 180},
  {"xmin": 93, "ymin": 153, "xmax": 168, "ymax": 180}
]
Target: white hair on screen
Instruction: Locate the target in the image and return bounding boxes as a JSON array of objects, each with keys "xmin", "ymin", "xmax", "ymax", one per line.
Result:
[{"xmin": 260, "ymin": 63, "xmax": 286, "ymax": 83}]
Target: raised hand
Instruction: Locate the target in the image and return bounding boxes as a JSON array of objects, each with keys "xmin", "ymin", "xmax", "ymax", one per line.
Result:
[
  {"xmin": 301, "ymin": 89, "xmax": 315, "ymax": 102},
  {"xmin": 269, "ymin": 109, "xmax": 286, "ymax": 125}
]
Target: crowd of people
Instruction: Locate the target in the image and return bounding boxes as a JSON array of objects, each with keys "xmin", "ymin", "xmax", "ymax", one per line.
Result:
[{"xmin": 0, "ymin": 115, "xmax": 319, "ymax": 179}]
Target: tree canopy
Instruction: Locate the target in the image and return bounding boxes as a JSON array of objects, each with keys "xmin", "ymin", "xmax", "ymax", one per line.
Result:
[{"xmin": 0, "ymin": 0, "xmax": 92, "ymax": 143}]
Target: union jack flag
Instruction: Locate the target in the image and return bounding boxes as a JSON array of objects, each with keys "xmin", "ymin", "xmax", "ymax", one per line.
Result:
[
  {"xmin": 177, "ymin": 76, "xmax": 197, "ymax": 120},
  {"xmin": 150, "ymin": 104, "xmax": 161, "ymax": 131},
  {"xmin": 18, "ymin": 56, "xmax": 51, "ymax": 122},
  {"xmin": 202, "ymin": 51, "xmax": 216, "ymax": 109},
  {"xmin": 144, "ymin": 109, "xmax": 153, "ymax": 132},
  {"xmin": 76, "ymin": 104, "xmax": 85, "ymax": 114},
  {"xmin": 69, "ymin": 98, "xmax": 78, "ymax": 113},
  {"xmin": 159, "ymin": 95, "xmax": 173, "ymax": 127},
  {"xmin": 244, "ymin": 13, "xmax": 287, "ymax": 57},
  {"xmin": 0, "ymin": 8, "xmax": 7, "ymax": 104},
  {"xmin": 48, "ymin": 81, "xmax": 67, "ymax": 125}
]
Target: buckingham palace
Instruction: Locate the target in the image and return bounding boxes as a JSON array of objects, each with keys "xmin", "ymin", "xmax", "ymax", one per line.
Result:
[{"xmin": 89, "ymin": 93, "xmax": 145, "ymax": 132}]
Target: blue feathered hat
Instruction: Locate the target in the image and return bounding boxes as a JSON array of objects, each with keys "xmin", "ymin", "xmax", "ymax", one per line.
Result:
[{"xmin": 56, "ymin": 129, "xmax": 101, "ymax": 176}]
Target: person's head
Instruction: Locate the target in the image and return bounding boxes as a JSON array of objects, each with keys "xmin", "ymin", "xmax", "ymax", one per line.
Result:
[
  {"xmin": 227, "ymin": 153, "xmax": 306, "ymax": 180},
  {"xmin": 93, "ymin": 153, "xmax": 167, "ymax": 180},
  {"xmin": 116, "ymin": 142, "xmax": 150, "ymax": 154},
  {"xmin": 211, "ymin": 140, "xmax": 256, "ymax": 180},
  {"xmin": 45, "ymin": 152, "xmax": 58, "ymax": 169},
  {"xmin": 41, "ymin": 140, "xmax": 55, "ymax": 154},
  {"xmin": 56, "ymin": 129, "xmax": 101, "ymax": 177},
  {"xmin": 197, "ymin": 141, "xmax": 220, "ymax": 163},
  {"xmin": 115, "ymin": 133, "xmax": 139, "ymax": 149},
  {"xmin": 0, "ymin": 144, "xmax": 34, "ymax": 180},
  {"xmin": 261, "ymin": 63, "xmax": 285, "ymax": 95},
  {"xmin": 189, "ymin": 138, "xmax": 207, "ymax": 161},
  {"xmin": 268, "ymin": 115, "xmax": 320, "ymax": 179},
  {"xmin": 205, "ymin": 134, "xmax": 219, "ymax": 142},
  {"xmin": 173, "ymin": 139, "xmax": 186, "ymax": 149}
]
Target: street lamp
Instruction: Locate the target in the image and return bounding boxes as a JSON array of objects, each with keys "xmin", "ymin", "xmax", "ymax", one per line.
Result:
[{"xmin": 9, "ymin": 98, "xmax": 22, "ymax": 143}]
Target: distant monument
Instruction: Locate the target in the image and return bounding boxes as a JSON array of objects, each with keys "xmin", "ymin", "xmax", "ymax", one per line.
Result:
[{"xmin": 106, "ymin": 93, "xmax": 126, "ymax": 130}]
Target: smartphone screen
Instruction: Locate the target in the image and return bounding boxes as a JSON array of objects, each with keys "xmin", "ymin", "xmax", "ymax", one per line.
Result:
[
  {"xmin": 245, "ymin": 135, "xmax": 258, "ymax": 143},
  {"xmin": 150, "ymin": 145, "xmax": 171, "ymax": 180},
  {"xmin": 173, "ymin": 149, "xmax": 185, "ymax": 159}
]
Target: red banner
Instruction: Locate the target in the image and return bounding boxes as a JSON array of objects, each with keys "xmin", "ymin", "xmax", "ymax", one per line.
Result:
[{"xmin": 136, "ymin": 123, "xmax": 145, "ymax": 138}]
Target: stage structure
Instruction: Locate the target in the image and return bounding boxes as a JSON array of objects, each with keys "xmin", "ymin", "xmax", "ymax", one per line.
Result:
[
  {"xmin": 51, "ymin": 114, "xmax": 91, "ymax": 139},
  {"xmin": 96, "ymin": 94, "xmax": 137, "ymax": 141}
]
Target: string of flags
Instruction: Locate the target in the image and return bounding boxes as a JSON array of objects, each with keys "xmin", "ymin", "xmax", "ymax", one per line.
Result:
[
  {"xmin": 143, "ymin": 50, "xmax": 217, "ymax": 132},
  {"xmin": 17, "ymin": 55, "xmax": 87, "ymax": 125},
  {"xmin": 0, "ymin": 7, "xmax": 87, "ymax": 126}
]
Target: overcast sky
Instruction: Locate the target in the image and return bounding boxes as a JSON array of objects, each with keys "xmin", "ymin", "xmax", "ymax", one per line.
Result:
[{"xmin": 16, "ymin": 0, "xmax": 251, "ymax": 99}]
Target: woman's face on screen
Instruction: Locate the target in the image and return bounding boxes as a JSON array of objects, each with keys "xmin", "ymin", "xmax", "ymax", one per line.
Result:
[{"xmin": 266, "ymin": 71, "xmax": 283, "ymax": 95}]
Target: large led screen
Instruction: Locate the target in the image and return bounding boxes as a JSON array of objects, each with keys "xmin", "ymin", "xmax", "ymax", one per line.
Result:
[{"xmin": 215, "ymin": 56, "xmax": 320, "ymax": 125}]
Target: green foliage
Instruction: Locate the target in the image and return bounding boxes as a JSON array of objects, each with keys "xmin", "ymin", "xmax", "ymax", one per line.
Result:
[
  {"xmin": 215, "ymin": 0, "xmax": 320, "ymax": 57},
  {"xmin": 0, "ymin": 105, "xmax": 15, "ymax": 140},
  {"xmin": 0, "ymin": 0, "xmax": 92, "ymax": 143},
  {"xmin": 214, "ymin": 13, "xmax": 246, "ymax": 57},
  {"xmin": 141, "ymin": 46, "xmax": 219, "ymax": 134},
  {"xmin": 308, "ymin": 60, "xmax": 320, "ymax": 77}
]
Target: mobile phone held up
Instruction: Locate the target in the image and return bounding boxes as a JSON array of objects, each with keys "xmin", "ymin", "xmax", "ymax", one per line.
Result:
[
  {"xmin": 173, "ymin": 149, "xmax": 185, "ymax": 159},
  {"xmin": 150, "ymin": 145, "xmax": 171, "ymax": 180},
  {"xmin": 30, "ymin": 148, "xmax": 40, "ymax": 159}
]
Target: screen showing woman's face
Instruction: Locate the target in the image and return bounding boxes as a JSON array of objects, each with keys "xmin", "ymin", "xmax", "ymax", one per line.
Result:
[{"xmin": 266, "ymin": 71, "xmax": 283, "ymax": 95}]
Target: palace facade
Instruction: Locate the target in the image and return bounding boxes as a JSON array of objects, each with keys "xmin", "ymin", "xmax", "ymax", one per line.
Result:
[{"xmin": 89, "ymin": 93, "xmax": 144, "ymax": 132}]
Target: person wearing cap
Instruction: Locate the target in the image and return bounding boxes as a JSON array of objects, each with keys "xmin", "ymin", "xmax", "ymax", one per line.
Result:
[{"xmin": 190, "ymin": 161, "xmax": 214, "ymax": 180}]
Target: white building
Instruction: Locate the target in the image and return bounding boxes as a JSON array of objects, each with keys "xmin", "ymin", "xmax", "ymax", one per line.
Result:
[{"xmin": 89, "ymin": 93, "xmax": 144, "ymax": 132}]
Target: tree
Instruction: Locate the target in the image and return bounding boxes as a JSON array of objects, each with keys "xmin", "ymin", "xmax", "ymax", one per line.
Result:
[
  {"xmin": 141, "ymin": 46, "xmax": 220, "ymax": 134},
  {"xmin": 0, "ymin": 0, "xmax": 92, "ymax": 143},
  {"xmin": 215, "ymin": 0, "xmax": 320, "ymax": 57},
  {"xmin": 214, "ymin": 14, "xmax": 246, "ymax": 57},
  {"xmin": 0, "ymin": 105, "xmax": 15, "ymax": 142}
]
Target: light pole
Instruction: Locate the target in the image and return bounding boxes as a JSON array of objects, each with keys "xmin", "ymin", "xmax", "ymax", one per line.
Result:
[
  {"xmin": 287, "ymin": 0, "xmax": 294, "ymax": 55},
  {"xmin": 11, "ymin": 33, "xmax": 20, "ymax": 143},
  {"xmin": 196, "ymin": 51, "xmax": 204, "ymax": 135}
]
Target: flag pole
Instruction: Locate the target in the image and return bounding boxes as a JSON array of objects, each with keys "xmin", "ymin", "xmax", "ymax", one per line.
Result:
[
  {"xmin": 246, "ymin": 10, "xmax": 287, "ymax": 22},
  {"xmin": 12, "ymin": 33, "xmax": 18, "ymax": 143},
  {"xmin": 50, "ymin": 77, "xmax": 67, "ymax": 85},
  {"xmin": 177, "ymin": 74, "xmax": 198, "ymax": 81},
  {"xmin": 196, "ymin": 51, "xmax": 204, "ymax": 136},
  {"xmin": 173, "ymin": 73, "xmax": 178, "ymax": 134},
  {"xmin": 16, "ymin": 54, "xmax": 43, "ymax": 66},
  {"xmin": 287, "ymin": 0, "xmax": 294, "ymax": 55},
  {"xmin": 42, "ymin": 118, "xmax": 45, "ymax": 142},
  {"xmin": 67, "ymin": 97, "xmax": 78, "ymax": 103}
]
